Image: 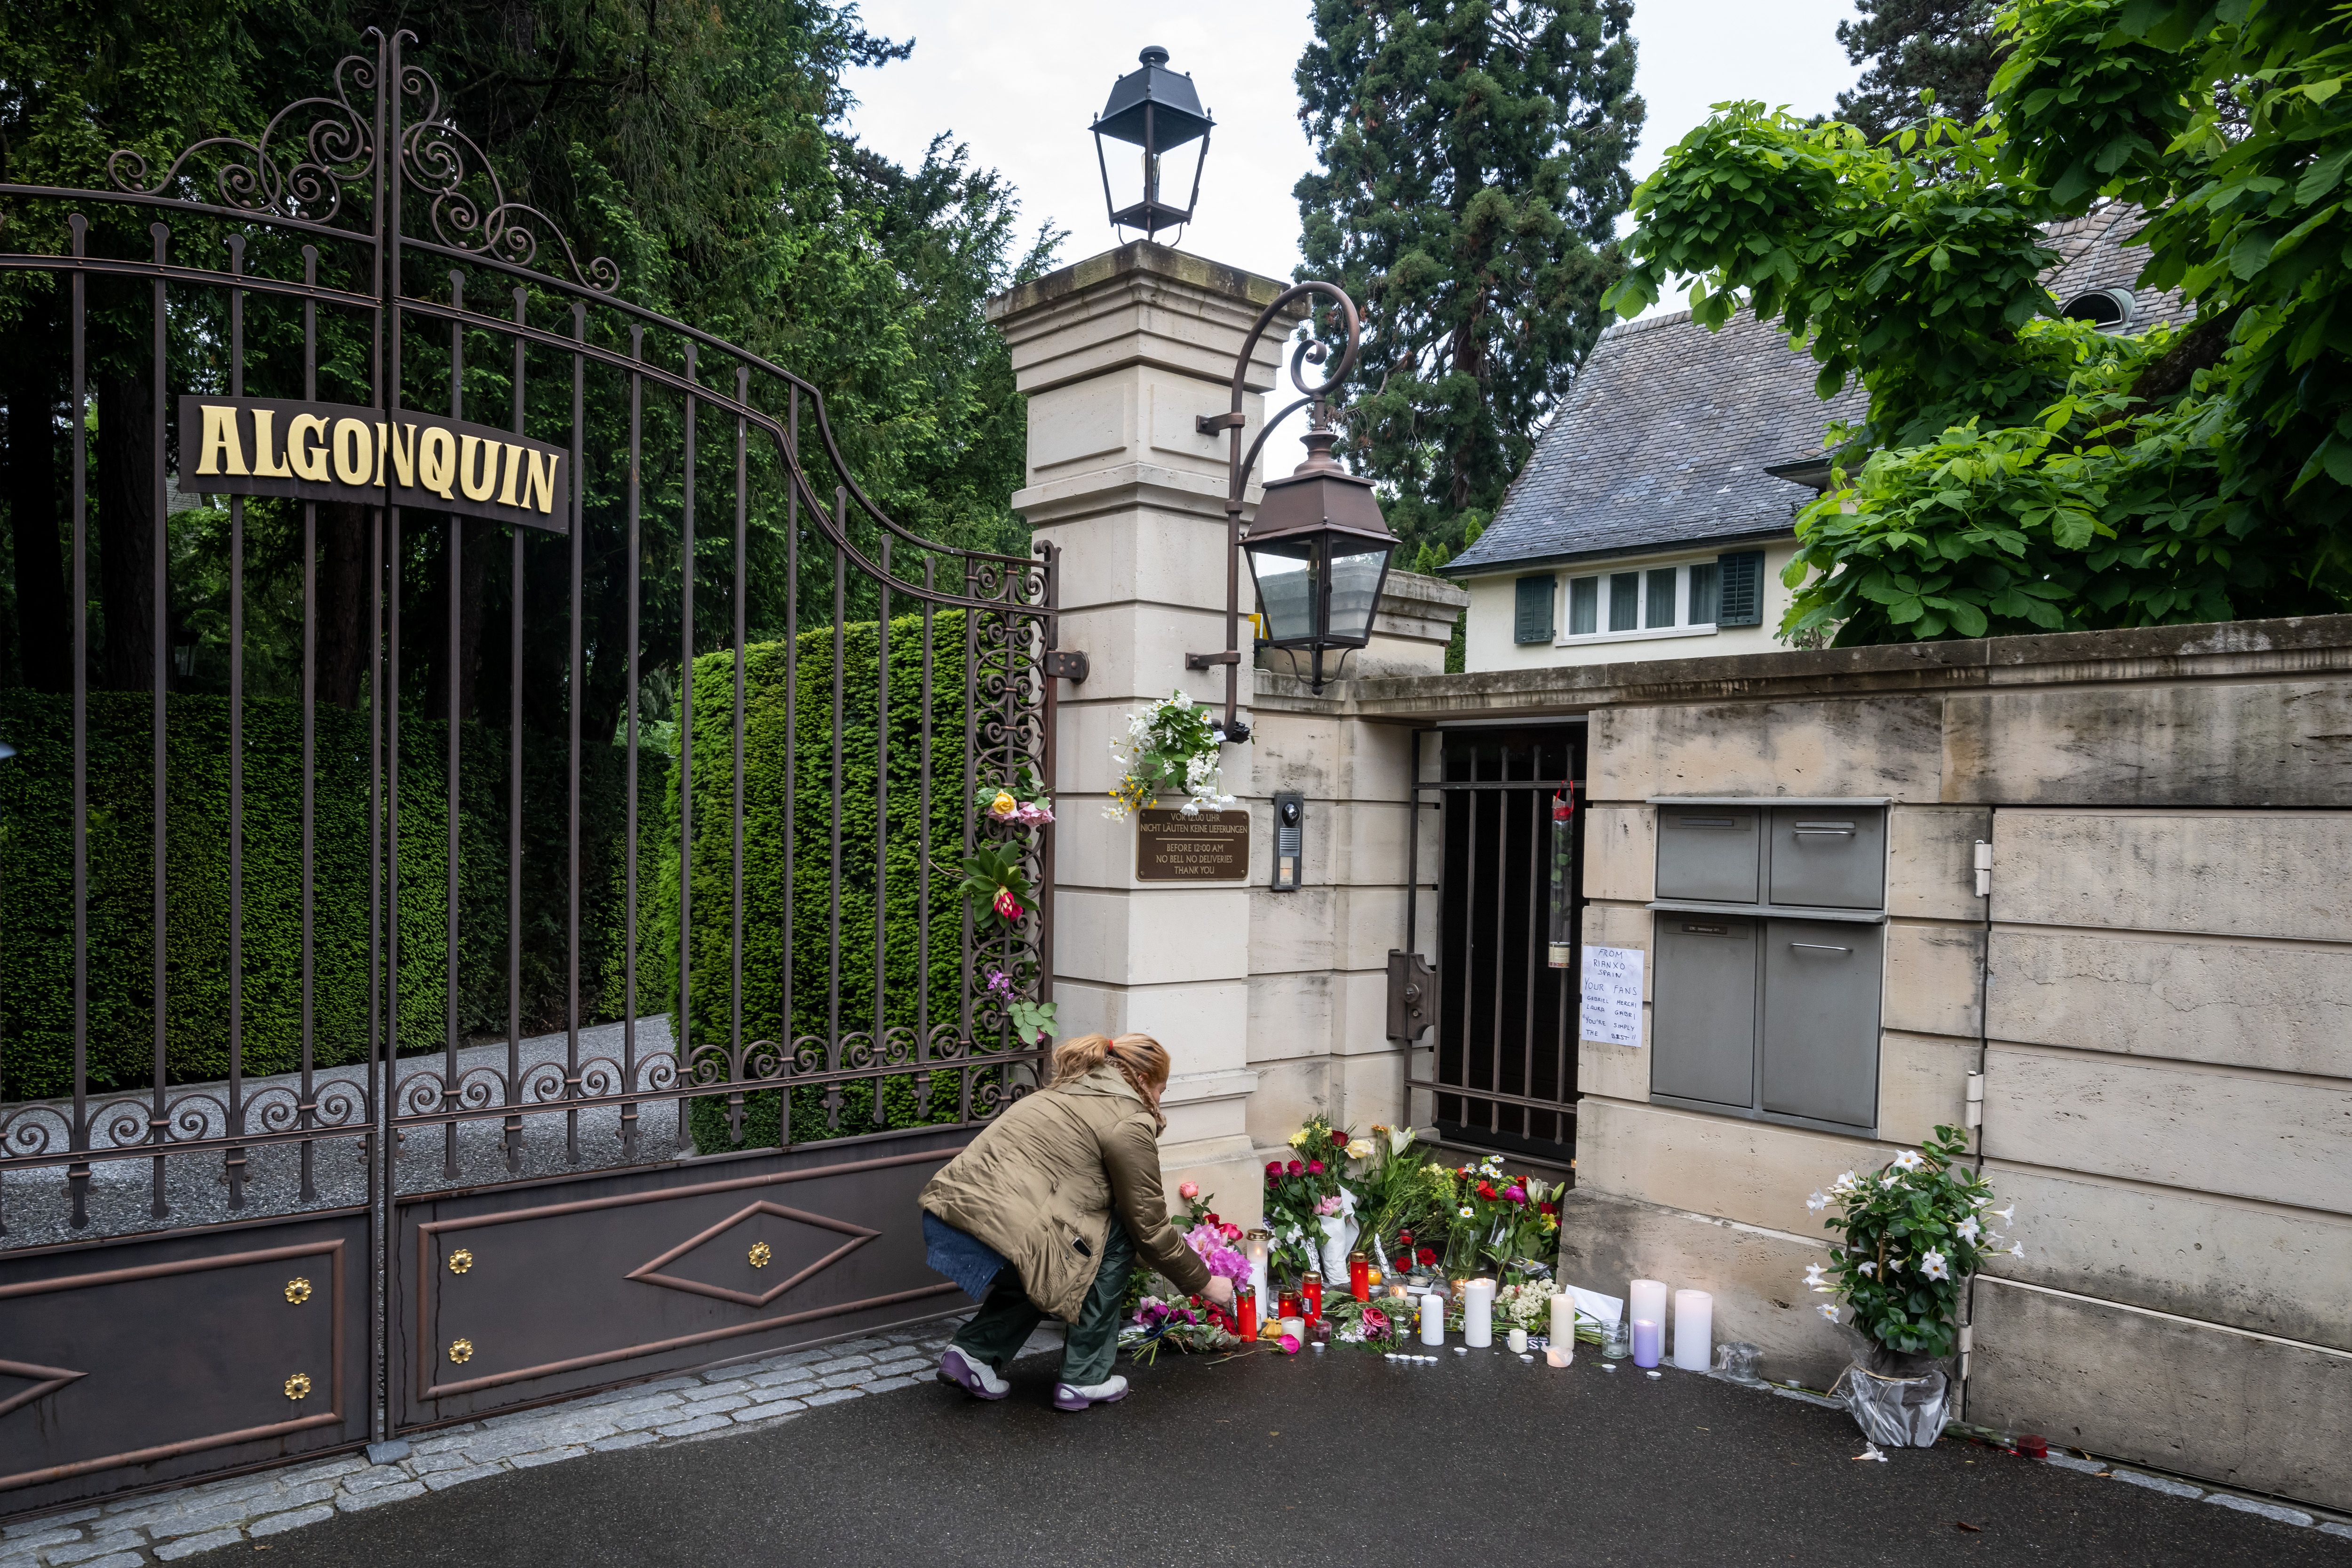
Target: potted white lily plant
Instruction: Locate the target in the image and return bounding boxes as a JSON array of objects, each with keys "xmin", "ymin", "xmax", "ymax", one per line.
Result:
[{"xmin": 1805, "ymin": 1124, "xmax": 2020, "ymax": 1448}]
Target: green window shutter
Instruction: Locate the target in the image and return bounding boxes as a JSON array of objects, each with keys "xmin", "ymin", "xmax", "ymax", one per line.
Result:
[
  {"xmin": 1716, "ymin": 551, "xmax": 1765, "ymax": 627},
  {"xmin": 1513, "ymin": 574, "xmax": 1555, "ymax": 643}
]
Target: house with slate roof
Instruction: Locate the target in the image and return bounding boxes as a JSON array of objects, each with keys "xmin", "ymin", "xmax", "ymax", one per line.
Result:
[{"xmin": 1441, "ymin": 204, "xmax": 2188, "ymax": 673}]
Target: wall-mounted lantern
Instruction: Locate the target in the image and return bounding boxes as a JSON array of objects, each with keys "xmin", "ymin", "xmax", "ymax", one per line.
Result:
[
  {"xmin": 1188, "ymin": 284, "xmax": 1398, "ymax": 728},
  {"xmin": 1091, "ymin": 46, "xmax": 1213, "ymax": 242}
]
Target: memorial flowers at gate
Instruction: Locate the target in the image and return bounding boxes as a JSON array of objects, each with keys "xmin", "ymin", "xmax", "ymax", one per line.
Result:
[
  {"xmin": 1103, "ymin": 690, "xmax": 1235, "ymax": 820},
  {"xmin": 1805, "ymin": 1124, "xmax": 2018, "ymax": 1359},
  {"xmin": 944, "ymin": 757, "xmax": 1058, "ymax": 1045}
]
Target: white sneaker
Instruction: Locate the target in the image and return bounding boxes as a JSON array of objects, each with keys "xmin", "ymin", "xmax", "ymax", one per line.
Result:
[
  {"xmin": 1053, "ymin": 1374, "xmax": 1129, "ymax": 1411},
  {"xmin": 938, "ymin": 1346, "xmax": 1009, "ymax": 1400}
]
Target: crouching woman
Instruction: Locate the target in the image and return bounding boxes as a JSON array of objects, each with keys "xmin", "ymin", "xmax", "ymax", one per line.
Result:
[{"xmin": 921, "ymin": 1031, "xmax": 1232, "ymax": 1411}]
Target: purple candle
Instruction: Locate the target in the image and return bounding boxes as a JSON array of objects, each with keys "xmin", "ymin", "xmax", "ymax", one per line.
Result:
[{"xmin": 1631, "ymin": 1317, "xmax": 1662, "ymax": 1368}]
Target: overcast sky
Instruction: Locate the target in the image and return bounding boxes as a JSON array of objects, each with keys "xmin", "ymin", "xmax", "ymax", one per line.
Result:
[{"xmin": 844, "ymin": 0, "xmax": 1862, "ymax": 470}]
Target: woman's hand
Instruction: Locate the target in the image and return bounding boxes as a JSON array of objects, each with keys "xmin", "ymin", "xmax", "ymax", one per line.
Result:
[{"xmin": 1201, "ymin": 1275, "xmax": 1235, "ymax": 1309}]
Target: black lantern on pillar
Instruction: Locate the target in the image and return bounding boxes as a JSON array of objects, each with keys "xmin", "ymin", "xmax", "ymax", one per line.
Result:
[
  {"xmin": 1243, "ymin": 425, "xmax": 1396, "ymax": 692},
  {"xmin": 1186, "ymin": 282, "xmax": 1398, "ymax": 719},
  {"xmin": 1091, "ymin": 46, "xmax": 1213, "ymax": 241}
]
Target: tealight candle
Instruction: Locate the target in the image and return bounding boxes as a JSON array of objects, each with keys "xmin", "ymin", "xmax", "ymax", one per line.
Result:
[
  {"xmin": 1631, "ymin": 1317, "xmax": 1662, "ymax": 1368},
  {"xmin": 1462, "ymin": 1278, "xmax": 1497, "ymax": 1349},
  {"xmin": 1420, "ymin": 1291, "xmax": 1445, "ymax": 1346},
  {"xmin": 1507, "ymin": 1327, "xmax": 1528, "ymax": 1354},
  {"xmin": 1546, "ymin": 1346, "xmax": 1572, "ymax": 1369},
  {"xmin": 1279, "ymin": 1315, "xmax": 1307, "ymax": 1344}
]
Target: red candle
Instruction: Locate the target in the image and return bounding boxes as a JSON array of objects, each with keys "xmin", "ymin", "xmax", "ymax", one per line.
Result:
[
  {"xmin": 1302, "ymin": 1271, "xmax": 1324, "ymax": 1322},
  {"xmin": 1348, "ymin": 1250, "xmax": 1370, "ymax": 1302},
  {"xmin": 1237, "ymin": 1288, "xmax": 1257, "ymax": 1344},
  {"xmin": 1278, "ymin": 1288, "xmax": 1302, "ymax": 1322}
]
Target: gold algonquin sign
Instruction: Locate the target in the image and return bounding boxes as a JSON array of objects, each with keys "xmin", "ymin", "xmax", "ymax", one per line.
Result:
[{"xmin": 176, "ymin": 396, "xmax": 571, "ymax": 532}]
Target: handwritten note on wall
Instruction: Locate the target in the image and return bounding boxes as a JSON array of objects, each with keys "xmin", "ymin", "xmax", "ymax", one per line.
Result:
[{"xmin": 1580, "ymin": 946, "xmax": 1645, "ymax": 1048}]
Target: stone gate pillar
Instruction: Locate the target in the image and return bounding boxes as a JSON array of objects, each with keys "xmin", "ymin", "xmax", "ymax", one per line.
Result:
[{"xmin": 988, "ymin": 243, "xmax": 1302, "ymax": 1221}]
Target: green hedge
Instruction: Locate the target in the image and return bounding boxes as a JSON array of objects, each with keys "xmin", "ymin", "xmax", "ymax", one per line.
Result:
[
  {"xmin": 0, "ymin": 692, "xmax": 658, "ymax": 1099},
  {"xmin": 634, "ymin": 611, "xmax": 1031, "ymax": 1154}
]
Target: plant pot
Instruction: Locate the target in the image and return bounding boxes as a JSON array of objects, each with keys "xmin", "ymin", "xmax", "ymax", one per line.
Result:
[{"xmin": 1830, "ymin": 1361, "xmax": 1952, "ymax": 1448}]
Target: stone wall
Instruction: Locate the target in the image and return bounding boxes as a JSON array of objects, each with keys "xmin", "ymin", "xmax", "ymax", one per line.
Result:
[{"xmin": 1340, "ymin": 613, "xmax": 2352, "ymax": 1510}]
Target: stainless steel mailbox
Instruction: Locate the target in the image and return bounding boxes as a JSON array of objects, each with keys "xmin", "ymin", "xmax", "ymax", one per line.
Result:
[
  {"xmin": 1656, "ymin": 806, "xmax": 1761, "ymax": 902},
  {"xmin": 1767, "ymin": 807, "xmax": 1886, "ymax": 909},
  {"xmin": 1648, "ymin": 798, "xmax": 1889, "ymax": 1132},
  {"xmin": 1760, "ymin": 919, "xmax": 1884, "ymax": 1129},
  {"xmin": 1650, "ymin": 915, "xmax": 1759, "ymax": 1109}
]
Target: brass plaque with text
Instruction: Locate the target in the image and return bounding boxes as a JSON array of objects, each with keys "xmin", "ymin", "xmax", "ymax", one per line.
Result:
[{"xmin": 1135, "ymin": 809, "xmax": 1251, "ymax": 882}]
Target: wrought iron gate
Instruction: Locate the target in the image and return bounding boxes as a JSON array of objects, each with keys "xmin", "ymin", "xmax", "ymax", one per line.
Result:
[
  {"xmin": 0, "ymin": 32, "xmax": 1062, "ymax": 1519},
  {"xmin": 1397, "ymin": 725, "xmax": 1584, "ymax": 1165}
]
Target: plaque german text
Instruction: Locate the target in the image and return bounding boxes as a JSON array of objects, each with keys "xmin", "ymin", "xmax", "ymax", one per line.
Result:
[{"xmin": 1135, "ymin": 809, "xmax": 1251, "ymax": 882}]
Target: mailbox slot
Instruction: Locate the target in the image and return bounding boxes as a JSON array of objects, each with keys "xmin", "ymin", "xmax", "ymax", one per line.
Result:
[
  {"xmin": 1656, "ymin": 806, "xmax": 1761, "ymax": 902},
  {"xmin": 1767, "ymin": 807, "xmax": 1886, "ymax": 909},
  {"xmin": 1760, "ymin": 918, "xmax": 1884, "ymax": 1130},
  {"xmin": 1651, "ymin": 916, "xmax": 1758, "ymax": 1110}
]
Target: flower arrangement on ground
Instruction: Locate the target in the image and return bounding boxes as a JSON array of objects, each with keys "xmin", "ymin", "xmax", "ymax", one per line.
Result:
[
  {"xmin": 1807, "ymin": 1125, "xmax": 2018, "ymax": 1447},
  {"xmin": 1430, "ymin": 1153, "xmax": 1563, "ymax": 1281},
  {"xmin": 1104, "ymin": 690, "xmax": 1235, "ymax": 820},
  {"xmin": 1262, "ymin": 1116, "xmax": 1358, "ymax": 1279},
  {"xmin": 1116, "ymin": 1200, "xmax": 1252, "ymax": 1363}
]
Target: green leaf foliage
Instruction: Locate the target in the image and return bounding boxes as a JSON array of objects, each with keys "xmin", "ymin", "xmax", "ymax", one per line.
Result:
[
  {"xmin": 0, "ymin": 690, "xmax": 655, "ymax": 1099},
  {"xmin": 629, "ymin": 611, "xmax": 1035, "ymax": 1154},
  {"xmin": 1293, "ymin": 0, "xmax": 1644, "ymax": 563},
  {"xmin": 1600, "ymin": 0, "xmax": 2352, "ymax": 647}
]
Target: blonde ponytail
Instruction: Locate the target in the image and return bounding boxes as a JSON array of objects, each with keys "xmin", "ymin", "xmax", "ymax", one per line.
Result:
[{"xmin": 1051, "ymin": 1032, "xmax": 1172, "ymax": 1128}]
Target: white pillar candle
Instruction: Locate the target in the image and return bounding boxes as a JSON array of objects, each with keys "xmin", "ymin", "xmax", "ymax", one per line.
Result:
[
  {"xmin": 1420, "ymin": 1291, "xmax": 1446, "ymax": 1346},
  {"xmin": 1462, "ymin": 1277, "xmax": 1496, "ymax": 1348},
  {"xmin": 1672, "ymin": 1289, "xmax": 1714, "ymax": 1372},
  {"xmin": 1278, "ymin": 1315, "xmax": 1306, "ymax": 1344},
  {"xmin": 1629, "ymin": 1278, "xmax": 1669, "ymax": 1330},
  {"xmin": 1507, "ymin": 1327, "xmax": 1528, "ymax": 1354},
  {"xmin": 1549, "ymin": 1292, "xmax": 1576, "ymax": 1350}
]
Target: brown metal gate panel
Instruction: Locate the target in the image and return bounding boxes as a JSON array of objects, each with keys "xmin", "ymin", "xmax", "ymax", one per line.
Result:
[
  {"xmin": 0, "ymin": 1212, "xmax": 370, "ymax": 1516},
  {"xmin": 390, "ymin": 1130, "xmax": 969, "ymax": 1429}
]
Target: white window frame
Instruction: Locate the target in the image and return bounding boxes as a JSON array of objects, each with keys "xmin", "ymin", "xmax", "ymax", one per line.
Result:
[{"xmin": 1554, "ymin": 558, "xmax": 1720, "ymax": 645}]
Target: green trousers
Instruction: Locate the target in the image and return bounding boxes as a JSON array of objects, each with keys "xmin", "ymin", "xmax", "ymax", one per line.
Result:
[{"xmin": 949, "ymin": 1217, "xmax": 1134, "ymax": 1387}]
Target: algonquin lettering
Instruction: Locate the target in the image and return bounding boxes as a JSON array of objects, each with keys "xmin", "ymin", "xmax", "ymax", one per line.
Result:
[{"xmin": 174, "ymin": 395, "xmax": 569, "ymax": 533}]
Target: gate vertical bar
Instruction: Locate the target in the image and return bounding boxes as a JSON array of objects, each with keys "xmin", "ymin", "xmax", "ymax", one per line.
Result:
[
  {"xmin": 778, "ymin": 394, "xmax": 799, "ymax": 1150},
  {"xmin": 506, "ymin": 287, "xmax": 527, "ymax": 1173},
  {"xmin": 148, "ymin": 220, "xmax": 170, "ymax": 1220},
  {"xmin": 730, "ymin": 366, "xmax": 748, "ymax": 1142},
  {"xmin": 826, "ymin": 504, "xmax": 845, "ymax": 1132},
  {"xmin": 1037, "ymin": 543, "xmax": 1059, "ymax": 1013},
  {"xmin": 225, "ymin": 233, "xmax": 247, "ymax": 1210},
  {"xmin": 620, "ymin": 325, "xmax": 643, "ymax": 1162},
  {"xmin": 872, "ymin": 541, "xmax": 890, "ymax": 1126},
  {"xmin": 445, "ymin": 271, "xmax": 466, "ymax": 1181},
  {"xmin": 567, "ymin": 300, "xmax": 587, "ymax": 1165},
  {"xmin": 914, "ymin": 557, "xmax": 933, "ymax": 1113},
  {"xmin": 299, "ymin": 245, "xmax": 321, "ymax": 1203},
  {"xmin": 371, "ymin": 28, "xmax": 397, "ymax": 1443},
  {"xmin": 679, "ymin": 343, "xmax": 697, "ymax": 1146},
  {"xmin": 67, "ymin": 212, "xmax": 90, "ymax": 1231}
]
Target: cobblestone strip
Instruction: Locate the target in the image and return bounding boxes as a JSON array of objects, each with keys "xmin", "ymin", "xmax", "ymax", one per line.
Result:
[{"xmin": 0, "ymin": 1320, "xmax": 1054, "ymax": 1568}]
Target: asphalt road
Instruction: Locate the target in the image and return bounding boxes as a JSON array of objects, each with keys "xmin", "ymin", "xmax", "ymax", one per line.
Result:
[{"xmin": 191, "ymin": 1345, "xmax": 2342, "ymax": 1568}]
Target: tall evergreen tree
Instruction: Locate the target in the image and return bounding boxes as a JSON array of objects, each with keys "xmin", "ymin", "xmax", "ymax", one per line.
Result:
[
  {"xmin": 1294, "ymin": 0, "xmax": 1642, "ymax": 569},
  {"xmin": 1834, "ymin": 0, "xmax": 2000, "ymax": 142}
]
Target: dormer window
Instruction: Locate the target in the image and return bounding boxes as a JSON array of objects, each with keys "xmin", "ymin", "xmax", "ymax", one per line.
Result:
[{"xmin": 2060, "ymin": 287, "xmax": 2136, "ymax": 330}]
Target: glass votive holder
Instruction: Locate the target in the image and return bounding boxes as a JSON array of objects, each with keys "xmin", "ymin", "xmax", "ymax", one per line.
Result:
[{"xmin": 1601, "ymin": 1318, "xmax": 1632, "ymax": 1360}]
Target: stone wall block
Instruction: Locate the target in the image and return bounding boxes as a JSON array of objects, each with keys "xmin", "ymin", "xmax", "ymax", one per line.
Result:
[
  {"xmin": 1556, "ymin": 1189, "xmax": 1850, "ymax": 1392},
  {"xmin": 1991, "ymin": 810, "xmax": 2352, "ymax": 942},
  {"xmin": 1982, "ymin": 1046, "xmax": 2352, "ymax": 1215},
  {"xmin": 1988, "ymin": 929, "xmax": 2352, "ymax": 1078},
  {"xmin": 1982, "ymin": 1166, "xmax": 2352, "ymax": 1352},
  {"xmin": 1590, "ymin": 695, "xmax": 1944, "ymax": 803},
  {"xmin": 1574, "ymin": 1098, "xmax": 1882, "ymax": 1237},
  {"xmin": 1882, "ymin": 921, "xmax": 1985, "ymax": 1039},
  {"xmin": 1886, "ymin": 805, "xmax": 1992, "ymax": 920},
  {"xmin": 1877, "ymin": 1030, "xmax": 1979, "ymax": 1147},
  {"xmin": 1943, "ymin": 680, "xmax": 2352, "ymax": 807},
  {"xmin": 1578, "ymin": 1039, "xmax": 1649, "ymax": 1104},
  {"xmin": 1968, "ymin": 1278, "xmax": 2352, "ymax": 1511},
  {"xmin": 1582, "ymin": 806, "xmax": 1656, "ymax": 903}
]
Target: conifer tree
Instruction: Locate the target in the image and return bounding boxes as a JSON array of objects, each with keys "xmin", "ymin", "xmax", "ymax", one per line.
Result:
[
  {"xmin": 1293, "ymin": 1, "xmax": 1642, "ymax": 568},
  {"xmin": 1834, "ymin": 0, "xmax": 2001, "ymax": 142}
]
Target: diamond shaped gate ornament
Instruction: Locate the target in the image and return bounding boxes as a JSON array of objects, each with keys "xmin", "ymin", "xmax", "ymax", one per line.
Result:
[{"xmin": 626, "ymin": 1202, "xmax": 879, "ymax": 1309}]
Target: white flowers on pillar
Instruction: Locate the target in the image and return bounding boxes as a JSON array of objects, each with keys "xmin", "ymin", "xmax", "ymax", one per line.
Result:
[{"xmin": 1104, "ymin": 691, "xmax": 1236, "ymax": 820}]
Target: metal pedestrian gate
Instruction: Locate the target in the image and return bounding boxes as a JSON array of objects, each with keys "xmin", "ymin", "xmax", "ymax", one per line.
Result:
[{"xmin": 0, "ymin": 33, "xmax": 1065, "ymax": 1520}]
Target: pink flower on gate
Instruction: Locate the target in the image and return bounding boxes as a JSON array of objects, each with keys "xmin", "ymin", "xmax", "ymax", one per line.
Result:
[
  {"xmin": 992, "ymin": 887, "xmax": 1022, "ymax": 922},
  {"xmin": 1015, "ymin": 801, "xmax": 1054, "ymax": 826},
  {"xmin": 1178, "ymin": 1181, "xmax": 1200, "ymax": 1200}
]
